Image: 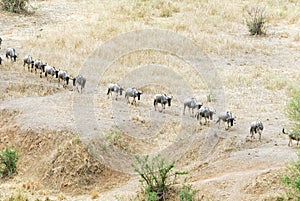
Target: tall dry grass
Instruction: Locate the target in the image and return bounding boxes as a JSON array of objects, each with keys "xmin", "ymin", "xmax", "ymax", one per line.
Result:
[{"xmin": 16, "ymin": 0, "xmax": 300, "ymax": 73}]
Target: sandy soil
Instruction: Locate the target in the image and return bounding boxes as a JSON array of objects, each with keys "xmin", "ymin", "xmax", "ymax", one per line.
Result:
[{"xmin": 0, "ymin": 0, "xmax": 300, "ymax": 200}]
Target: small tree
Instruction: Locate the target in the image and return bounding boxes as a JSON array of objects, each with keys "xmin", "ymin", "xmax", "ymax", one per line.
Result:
[
  {"xmin": 0, "ymin": 146, "xmax": 19, "ymax": 177},
  {"xmin": 132, "ymin": 155, "xmax": 188, "ymax": 201},
  {"xmin": 245, "ymin": 6, "xmax": 267, "ymax": 35},
  {"xmin": 0, "ymin": 0, "xmax": 30, "ymax": 13}
]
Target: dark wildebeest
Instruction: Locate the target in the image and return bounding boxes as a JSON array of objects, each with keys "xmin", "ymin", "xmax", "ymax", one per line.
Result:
[
  {"xmin": 282, "ymin": 128, "xmax": 300, "ymax": 147},
  {"xmin": 183, "ymin": 98, "xmax": 202, "ymax": 116},
  {"xmin": 44, "ymin": 65, "xmax": 59, "ymax": 81},
  {"xmin": 125, "ymin": 87, "xmax": 143, "ymax": 105},
  {"xmin": 216, "ymin": 111, "xmax": 236, "ymax": 130},
  {"xmin": 6, "ymin": 48, "xmax": 17, "ymax": 62},
  {"xmin": 72, "ymin": 75, "xmax": 86, "ymax": 93},
  {"xmin": 107, "ymin": 83, "xmax": 123, "ymax": 100},
  {"xmin": 58, "ymin": 70, "xmax": 70, "ymax": 88},
  {"xmin": 34, "ymin": 59, "xmax": 46, "ymax": 77},
  {"xmin": 23, "ymin": 55, "xmax": 34, "ymax": 72},
  {"xmin": 153, "ymin": 93, "xmax": 172, "ymax": 112},
  {"xmin": 250, "ymin": 120, "xmax": 264, "ymax": 142},
  {"xmin": 195, "ymin": 107, "xmax": 215, "ymax": 126}
]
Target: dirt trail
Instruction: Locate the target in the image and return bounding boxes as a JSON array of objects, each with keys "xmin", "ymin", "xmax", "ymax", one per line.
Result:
[{"xmin": 0, "ymin": 0, "xmax": 299, "ymax": 200}]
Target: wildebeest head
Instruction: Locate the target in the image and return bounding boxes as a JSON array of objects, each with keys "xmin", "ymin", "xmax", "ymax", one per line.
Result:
[
  {"xmin": 137, "ymin": 91, "xmax": 143, "ymax": 100},
  {"xmin": 167, "ymin": 96, "xmax": 172, "ymax": 106},
  {"xmin": 227, "ymin": 117, "xmax": 235, "ymax": 127},
  {"xmin": 41, "ymin": 64, "xmax": 46, "ymax": 72},
  {"xmin": 197, "ymin": 103, "xmax": 202, "ymax": 110},
  {"xmin": 30, "ymin": 60, "xmax": 34, "ymax": 68},
  {"xmin": 13, "ymin": 55, "xmax": 17, "ymax": 62},
  {"xmin": 119, "ymin": 87, "xmax": 124, "ymax": 95},
  {"xmin": 66, "ymin": 77, "xmax": 70, "ymax": 85}
]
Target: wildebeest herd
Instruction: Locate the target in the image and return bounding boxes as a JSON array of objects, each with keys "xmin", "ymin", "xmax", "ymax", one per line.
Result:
[
  {"xmin": 0, "ymin": 37, "xmax": 297, "ymax": 146},
  {"xmin": 0, "ymin": 38, "xmax": 86, "ymax": 93},
  {"xmin": 106, "ymin": 81, "xmax": 272, "ymax": 142}
]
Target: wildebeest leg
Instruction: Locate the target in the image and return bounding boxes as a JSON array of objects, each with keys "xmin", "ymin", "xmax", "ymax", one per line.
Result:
[
  {"xmin": 250, "ymin": 129, "xmax": 255, "ymax": 140},
  {"xmin": 225, "ymin": 121, "xmax": 229, "ymax": 130},
  {"xmin": 258, "ymin": 130, "xmax": 261, "ymax": 142}
]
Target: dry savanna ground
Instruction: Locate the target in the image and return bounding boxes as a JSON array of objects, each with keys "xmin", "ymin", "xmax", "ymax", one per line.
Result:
[{"xmin": 0, "ymin": 0, "xmax": 300, "ymax": 200}]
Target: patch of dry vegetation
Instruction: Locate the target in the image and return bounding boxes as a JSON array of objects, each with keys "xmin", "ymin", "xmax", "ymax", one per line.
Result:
[{"xmin": 1, "ymin": 0, "xmax": 300, "ymax": 199}]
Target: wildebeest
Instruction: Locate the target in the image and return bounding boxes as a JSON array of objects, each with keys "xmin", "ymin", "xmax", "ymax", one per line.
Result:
[
  {"xmin": 250, "ymin": 120, "xmax": 264, "ymax": 142},
  {"xmin": 153, "ymin": 93, "xmax": 172, "ymax": 112},
  {"xmin": 195, "ymin": 107, "xmax": 214, "ymax": 125},
  {"xmin": 282, "ymin": 128, "xmax": 300, "ymax": 147},
  {"xmin": 34, "ymin": 59, "xmax": 46, "ymax": 77},
  {"xmin": 125, "ymin": 87, "xmax": 143, "ymax": 105},
  {"xmin": 44, "ymin": 65, "xmax": 58, "ymax": 81},
  {"xmin": 72, "ymin": 75, "xmax": 86, "ymax": 93},
  {"xmin": 183, "ymin": 98, "xmax": 202, "ymax": 115},
  {"xmin": 58, "ymin": 70, "xmax": 70, "ymax": 88},
  {"xmin": 23, "ymin": 55, "xmax": 34, "ymax": 72},
  {"xmin": 107, "ymin": 83, "xmax": 123, "ymax": 100},
  {"xmin": 216, "ymin": 111, "xmax": 235, "ymax": 130},
  {"xmin": 6, "ymin": 48, "xmax": 17, "ymax": 62}
]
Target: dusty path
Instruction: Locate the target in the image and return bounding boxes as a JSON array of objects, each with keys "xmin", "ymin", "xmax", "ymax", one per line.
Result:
[{"xmin": 0, "ymin": 0, "xmax": 299, "ymax": 200}]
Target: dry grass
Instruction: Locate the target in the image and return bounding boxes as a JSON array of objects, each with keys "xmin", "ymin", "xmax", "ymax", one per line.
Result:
[
  {"xmin": 14, "ymin": 0, "xmax": 300, "ymax": 75},
  {"xmin": 1, "ymin": 0, "xmax": 300, "ymax": 200}
]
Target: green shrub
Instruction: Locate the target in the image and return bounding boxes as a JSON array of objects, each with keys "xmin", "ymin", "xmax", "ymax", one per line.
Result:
[
  {"xmin": 281, "ymin": 150, "xmax": 300, "ymax": 200},
  {"xmin": 281, "ymin": 89, "xmax": 300, "ymax": 199},
  {"xmin": 132, "ymin": 154, "xmax": 188, "ymax": 201},
  {"xmin": 0, "ymin": 146, "xmax": 19, "ymax": 177},
  {"xmin": 245, "ymin": 6, "xmax": 267, "ymax": 35},
  {"xmin": 287, "ymin": 90, "xmax": 300, "ymax": 131},
  {"xmin": 177, "ymin": 184, "xmax": 199, "ymax": 201},
  {"xmin": 0, "ymin": 0, "xmax": 29, "ymax": 13}
]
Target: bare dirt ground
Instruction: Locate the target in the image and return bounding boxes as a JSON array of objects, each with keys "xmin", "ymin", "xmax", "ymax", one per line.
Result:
[{"xmin": 0, "ymin": 0, "xmax": 300, "ymax": 200}]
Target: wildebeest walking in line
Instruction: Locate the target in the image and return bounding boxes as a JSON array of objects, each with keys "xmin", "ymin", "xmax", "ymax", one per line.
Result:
[
  {"xmin": 183, "ymin": 98, "xmax": 202, "ymax": 116},
  {"xmin": 196, "ymin": 107, "xmax": 215, "ymax": 126},
  {"xmin": 23, "ymin": 55, "xmax": 34, "ymax": 72},
  {"xmin": 282, "ymin": 128, "xmax": 300, "ymax": 147},
  {"xmin": 153, "ymin": 93, "xmax": 172, "ymax": 112},
  {"xmin": 125, "ymin": 87, "xmax": 143, "ymax": 105},
  {"xmin": 107, "ymin": 83, "xmax": 123, "ymax": 100},
  {"xmin": 58, "ymin": 70, "xmax": 70, "ymax": 88},
  {"xmin": 250, "ymin": 120, "xmax": 264, "ymax": 142},
  {"xmin": 6, "ymin": 48, "xmax": 17, "ymax": 62},
  {"xmin": 216, "ymin": 111, "xmax": 236, "ymax": 130},
  {"xmin": 44, "ymin": 65, "xmax": 59, "ymax": 81},
  {"xmin": 34, "ymin": 59, "xmax": 46, "ymax": 77},
  {"xmin": 72, "ymin": 75, "xmax": 86, "ymax": 93}
]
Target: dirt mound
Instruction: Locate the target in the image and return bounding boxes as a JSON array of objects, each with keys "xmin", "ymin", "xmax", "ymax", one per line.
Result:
[
  {"xmin": 43, "ymin": 138, "xmax": 130, "ymax": 194},
  {"xmin": 0, "ymin": 109, "xmax": 130, "ymax": 195}
]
